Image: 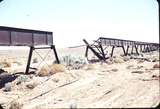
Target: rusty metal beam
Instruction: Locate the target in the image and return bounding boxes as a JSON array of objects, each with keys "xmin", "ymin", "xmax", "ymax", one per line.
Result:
[
  {"xmin": 0, "ymin": 26, "xmax": 60, "ymax": 74},
  {"xmin": 51, "ymin": 45, "xmax": 60, "ymax": 64},
  {"xmin": 83, "ymin": 39, "xmax": 105, "ymax": 60},
  {"xmin": 0, "ymin": 26, "xmax": 53, "ymax": 46},
  {"xmin": 110, "ymin": 46, "xmax": 115, "ymax": 57},
  {"xmin": 25, "ymin": 46, "xmax": 34, "ymax": 74},
  {"xmin": 83, "ymin": 37, "xmax": 159, "ymax": 62},
  {"xmin": 25, "ymin": 45, "xmax": 60, "ymax": 74},
  {"xmin": 85, "ymin": 45, "xmax": 89, "ymax": 59}
]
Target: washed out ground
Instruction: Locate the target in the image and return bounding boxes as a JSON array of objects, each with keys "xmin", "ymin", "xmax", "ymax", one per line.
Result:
[{"xmin": 0, "ymin": 46, "xmax": 159, "ymax": 108}]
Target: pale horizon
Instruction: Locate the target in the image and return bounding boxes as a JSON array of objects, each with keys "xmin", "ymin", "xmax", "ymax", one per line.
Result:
[{"xmin": 0, "ymin": 0, "xmax": 159, "ymax": 48}]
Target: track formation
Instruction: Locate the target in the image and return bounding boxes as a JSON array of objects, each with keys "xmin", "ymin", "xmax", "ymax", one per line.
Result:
[{"xmin": 83, "ymin": 37, "xmax": 159, "ymax": 61}]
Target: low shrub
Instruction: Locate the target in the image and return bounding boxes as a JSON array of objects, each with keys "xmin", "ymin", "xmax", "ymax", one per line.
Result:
[{"xmin": 38, "ymin": 64, "xmax": 65, "ymax": 77}]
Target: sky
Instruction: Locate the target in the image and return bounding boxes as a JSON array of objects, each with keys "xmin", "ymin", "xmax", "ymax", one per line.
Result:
[{"xmin": 0, "ymin": 0, "xmax": 159, "ymax": 48}]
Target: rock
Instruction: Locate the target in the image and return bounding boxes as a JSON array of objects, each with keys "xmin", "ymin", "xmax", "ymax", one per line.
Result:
[
  {"xmin": 151, "ymin": 57, "xmax": 159, "ymax": 62},
  {"xmin": 144, "ymin": 58, "xmax": 152, "ymax": 62},
  {"xmin": 69, "ymin": 99, "xmax": 77, "ymax": 109},
  {"xmin": 152, "ymin": 58, "xmax": 158, "ymax": 62},
  {"xmin": 0, "ymin": 69, "xmax": 6, "ymax": 74},
  {"xmin": 26, "ymin": 82, "xmax": 37, "ymax": 89},
  {"xmin": 137, "ymin": 60, "xmax": 145, "ymax": 63},
  {"xmin": 97, "ymin": 84, "xmax": 101, "ymax": 86},
  {"xmin": 153, "ymin": 64, "xmax": 160, "ymax": 69},
  {"xmin": 57, "ymin": 98, "xmax": 63, "ymax": 101},
  {"xmin": 131, "ymin": 70, "xmax": 144, "ymax": 74},
  {"xmin": 0, "ymin": 104, "xmax": 4, "ymax": 109},
  {"xmin": 136, "ymin": 66, "xmax": 143, "ymax": 69},
  {"xmin": 152, "ymin": 75, "xmax": 157, "ymax": 78},
  {"xmin": 0, "ymin": 73, "xmax": 17, "ymax": 88},
  {"xmin": 113, "ymin": 56, "xmax": 117, "ymax": 58},
  {"xmin": 111, "ymin": 68, "xmax": 118, "ymax": 72},
  {"xmin": 32, "ymin": 58, "xmax": 38, "ymax": 63},
  {"xmin": 105, "ymin": 60, "xmax": 113, "ymax": 65},
  {"xmin": 123, "ymin": 56, "xmax": 130, "ymax": 62},
  {"xmin": 3, "ymin": 82, "xmax": 12, "ymax": 92},
  {"xmin": 152, "ymin": 75, "xmax": 160, "ymax": 80},
  {"xmin": 126, "ymin": 65, "xmax": 134, "ymax": 69},
  {"xmin": 52, "ymin": 78, "xmax": 59, "ymax": 83},
  {"xmin": 26, "ymin": 84, "xmax": 34, "ymax": 89}
]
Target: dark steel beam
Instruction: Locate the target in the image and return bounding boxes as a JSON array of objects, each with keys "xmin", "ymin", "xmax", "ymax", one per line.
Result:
[
  {"xmin": 121, "ymin": 46, "xmax": 126, "ymax": 55},
  {"xmin": 25, "ymin": 46, "xmax": 34, "ymax": 74},
  {"xmin": 110, "ymin": 46, "xmax": 115, "ymax": 57},
  {"xmin": 51, "ymin": 45, "xmax": 60, "ymax": 64},
  {"xmin": 99, "ymin": 43, "xmax": 106, "ymax": 60},
  {"xmin": 85, "ymin": 46, "xmax": 89, "ymax": 59},
  {"xmin": 0, "ymin": 26, "xmax": 53, "ymax": 46},
  {"xmin": 83, "ymin": 39, "xmax": 104, "ymax": 60},
  {"xmin": 125, "ymin": 46, "xmax": 129, "ymax": 56},
  {"xmin": 135, "ymin": 45, "xmax": 139, "ymax": 55}
]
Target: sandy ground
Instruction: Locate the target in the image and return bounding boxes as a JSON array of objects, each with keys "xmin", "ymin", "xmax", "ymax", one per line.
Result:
[{"xmin": 0, "ymin": 47, "xmax": 159, "ymax": 108}]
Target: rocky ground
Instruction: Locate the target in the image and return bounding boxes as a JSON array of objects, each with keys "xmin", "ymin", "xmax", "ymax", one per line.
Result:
[{"xmin": 0, "ymin": 47, "xmax": 159, "ymax": 109}]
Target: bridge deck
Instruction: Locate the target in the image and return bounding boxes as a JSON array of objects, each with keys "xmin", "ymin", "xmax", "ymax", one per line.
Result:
[
  {"xmin": 0, "ymin": 26, "xmax": 53, "ymax": 46},
  {"xmin": 83, "ymin": 37, "xmax": 159, "ymax": 61}
]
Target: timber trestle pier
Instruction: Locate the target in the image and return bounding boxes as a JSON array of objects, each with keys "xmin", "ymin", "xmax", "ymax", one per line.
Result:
[{"xmin": 83, "ymin": 37, "xmax": 159, "ymax": 61}]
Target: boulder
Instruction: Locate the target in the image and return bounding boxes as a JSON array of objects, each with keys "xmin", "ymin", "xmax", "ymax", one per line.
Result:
[
  {"xmin": 0, "ymin": 69, "xmax": 6, "ymax": 74},
  {"xmin": 0, "ymin": 73, "xmax": 17, "ymax": 88},
  {"xmin": 153, "ymin": 64, "xmax": 160, "ymax": 69},
  {"xmin": 3, "ymin": 82, "xmax": 12, "ymax": 92},
  {"xmin": 111, "ymin": 68, "xmax": 118, "ymax": 72},
  {"xmin": 26, "ymin": 82, "xmax": 37, "ymax": 89}
]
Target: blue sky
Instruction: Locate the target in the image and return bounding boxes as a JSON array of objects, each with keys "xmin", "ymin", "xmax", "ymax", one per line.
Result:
[{"xmin": 0, "ymin": 0, "xmax": 159, "ymax": 48}]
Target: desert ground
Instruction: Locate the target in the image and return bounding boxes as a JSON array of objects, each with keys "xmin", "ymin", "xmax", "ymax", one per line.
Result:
[{"xmin": 0, "ymin": 46, "xmax": 159, "ymax": 109}]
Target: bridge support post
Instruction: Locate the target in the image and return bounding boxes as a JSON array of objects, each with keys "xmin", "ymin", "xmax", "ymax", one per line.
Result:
[
  {"xmin": 111, "ymin": 46, "xmax": 115, "ymax": 57},
  {"xmin": 121, "ymin": 46, "xmax": 126, "ymax": 56},
  {"xmin": 135, "ymin": 45, "xmax": 139, "ymax": 55},
  {"xmin": 125, "ymin": 46, "xmax": 129, "ymax": 56},
  {"xmin": 51, "ymin": 45, "xmax": 60, "ymax": 64},
  {"xmin": 25, "ymin": 46, "xmax": 34, "ymax": 74}
]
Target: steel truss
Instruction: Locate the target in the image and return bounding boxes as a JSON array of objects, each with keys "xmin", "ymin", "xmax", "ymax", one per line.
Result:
[
  {"xmin": 83, "ymin": 37, "xmax": 159, "ymax": 61},
  {"xmin": 25, "ymin": 45, "xmax": 60, "ymax": 74}
]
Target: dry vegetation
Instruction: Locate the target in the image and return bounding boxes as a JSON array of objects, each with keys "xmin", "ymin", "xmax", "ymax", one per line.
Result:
[
  {"xmin": 9, "ymin": 101, "xmax": 22, "ymax": 109},
  {"xmin": 0, "ymin": 61, "xmax": 11, "ymax": 68},
  {"xmin": 0, "ymin": 48, "xmax": 159, "ymax": 108},
  {"xmin": 37, "ymin": 64, "xmax": 66, "ymax": 77}
]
